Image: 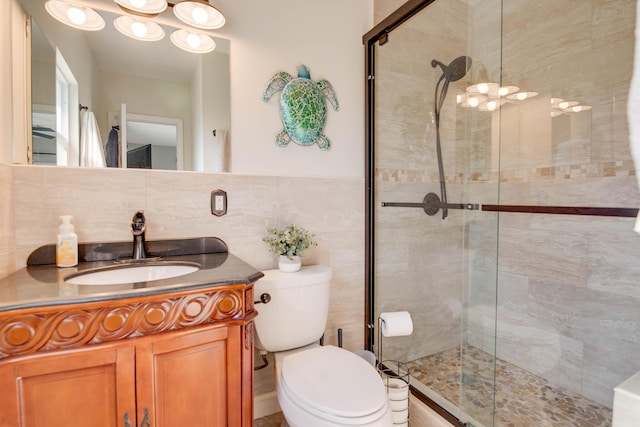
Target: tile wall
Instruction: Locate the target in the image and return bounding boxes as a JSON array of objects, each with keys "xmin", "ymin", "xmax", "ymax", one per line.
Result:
[
  {"xmin": 4, "ymin": 165, "xmax": 366, "ymax": 355},
  {"xmin": 0, "ymin": 164, "xmax": 14, "ymax": 276}
]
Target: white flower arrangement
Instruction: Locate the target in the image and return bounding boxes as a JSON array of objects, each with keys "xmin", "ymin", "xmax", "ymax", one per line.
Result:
[{"xmin": 262, "ymin": 224, "xmax": 317, "ymax": 260}]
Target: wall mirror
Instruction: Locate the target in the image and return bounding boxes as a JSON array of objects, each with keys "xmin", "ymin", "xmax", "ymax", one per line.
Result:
[{"xmin": 18, "ymin": 0, "xmax": 230, "ymax": 172}]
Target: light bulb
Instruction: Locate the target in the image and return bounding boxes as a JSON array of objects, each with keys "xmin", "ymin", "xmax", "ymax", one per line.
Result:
[
  {"xmin": 571, "ymin": 106, "xmax": 583, "ymax": 112},
  {"xmin": 516, "ymin": 92, "xmax": 528, "ymax": 101},
  {"xmin": 477, "ymin": 83, "xmax": 489, "ymax": 94},
  {"xmin": 67, "ymin": 7, "xmax": 86, "ymax": 25},
  {"xmin": 468, "ymin": 97, "xmax": 480, "ymax": 108},
  {"xmin": 456, "ymin": 94, "xmax": 464, "ymax": 104},
  {"xmin": 187, "ymin": 33, "xmax": 201, "ymax": 48},
  {"xmin": 487, "ymin": 101, "xmax": 497, "ymax": 111},
  {"xmin": 130, "ymin": 0, "xmax": 147, "ymax": 7},
  {"xmin": 192, "ymin": 6, "xmax": 208, "ymax": 24},
  {"xmin": 558, "ymin": 101, "xmax": 569, "ymax": 109},
  {"xmin": 498, "ymin": 87, "xmax": 508, "ymax": 97},
  {"xmin": 131, "ymin": 21, "xmax": 148, "ymax": 38}
]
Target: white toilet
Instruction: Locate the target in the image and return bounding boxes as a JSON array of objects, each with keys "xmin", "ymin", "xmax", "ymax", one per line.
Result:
[{"xmin": 254, "ymin": 265, "xmax": 393, "ymax": 427}]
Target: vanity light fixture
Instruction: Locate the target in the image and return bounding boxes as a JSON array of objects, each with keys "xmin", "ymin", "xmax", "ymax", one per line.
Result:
[
  {"xmin": 45, "ymin": 0, "xmax": 105, "ymax": 31},
  {"xmin": 170, "ymin": 29, "xmax": 216, "ymax": 53},
  {"xmin": 550, "ymin": 97, "xmax": 592, "ymax": 115},
  {"xmin": 45, "ymin": 0, "xmax": 224, "ymax": 53},
  {"xmin": 478, "ymin": 99, "xmax": 506, "ymax": 112},
  {"xmin": 173, "ymin": 0, "xmax": 226, "ymax": 29},
  {"xmin": 564, "ymin": 105, "xmax": 592, "ymax": 113},
  {"xmin": 114, "ymin": 15, "xmax": 165, "ymax": 41},
  {"xmin": 496, "ymin": 85, "xmax": 520, "ymax": 97},
  {"xmin": 466, "ymin": 63, "xmax": 498, "ymax": 96},
  {"xmin": 114, "ymin": 0, "xmax": 168, "ymax": 15},
  {"xmin": 459, "ymin": 94, "xmax": 487, "ymax": 108},
  {"xmin": 506, "ymin": 90, "xmax": 538, "ymax": 101}
]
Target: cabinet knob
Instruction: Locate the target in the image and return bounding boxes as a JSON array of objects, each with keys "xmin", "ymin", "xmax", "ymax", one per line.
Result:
[{"xmin": 140, "ymin": 407, "xmax": 151, "ymax": 427}]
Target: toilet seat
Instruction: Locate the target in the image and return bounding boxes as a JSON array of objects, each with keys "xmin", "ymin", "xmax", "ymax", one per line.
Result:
[{"xmin": 279, "ymin": 345, "xmax": 390, "ymax": 425}]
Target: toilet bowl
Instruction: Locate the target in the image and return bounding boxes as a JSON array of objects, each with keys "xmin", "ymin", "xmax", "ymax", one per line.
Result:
[
  {"xmin": 254, "ymin": 267, "xmax": 393, "ymax": 426},
  {"xmin": 275, "ymin": 345, "xmax": 392, "ymax": 427}
]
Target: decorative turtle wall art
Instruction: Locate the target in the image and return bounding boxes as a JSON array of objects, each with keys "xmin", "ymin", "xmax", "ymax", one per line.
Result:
[{"xmin": 262, "ymin": 65, "xmax": 339, "ymax": 150}]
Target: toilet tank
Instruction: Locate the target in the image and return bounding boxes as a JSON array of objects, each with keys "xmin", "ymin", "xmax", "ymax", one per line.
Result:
[{"xmin": 254, "ymin": 265, "xmax": 332, "ymax": 352}]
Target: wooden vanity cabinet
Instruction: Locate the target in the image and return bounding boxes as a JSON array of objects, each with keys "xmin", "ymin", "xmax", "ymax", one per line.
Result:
[
  {"xmin": 0, "ymin": 283, "xmax": 256, "ymax": 427},
  {"xmin": 0, "ymin": 342, "xmax": 136, "ymax": 427},
  {"xmin": 138, "ymin": 323, "xmax": 243, "ymax": 427}
]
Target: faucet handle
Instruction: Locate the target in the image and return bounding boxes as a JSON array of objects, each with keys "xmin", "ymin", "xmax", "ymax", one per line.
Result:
[{"xmin": 131, "ymin": 211, "xmax": 146, "ymax": 235}]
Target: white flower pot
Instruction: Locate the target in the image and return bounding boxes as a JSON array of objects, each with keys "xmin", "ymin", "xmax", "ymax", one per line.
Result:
[{"xmin": 278, "ymin": 255, "xmax": 301, "ymax": 272}]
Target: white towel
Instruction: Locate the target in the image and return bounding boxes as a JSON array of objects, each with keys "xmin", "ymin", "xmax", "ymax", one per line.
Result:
[
  {"xmin": 207, "ymin": 129, "xmax": 230, "ymax": 172},
  {"xmin": 79, "ymin": 110, "xmax": 106, "ymax": 167}
]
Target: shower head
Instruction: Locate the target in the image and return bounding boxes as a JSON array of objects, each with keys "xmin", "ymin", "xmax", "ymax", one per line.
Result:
[
  {"xmin": 430, "ymin": 55, "xmax": 472, "ymax": 220},
  {"xmin": 431, "ymin": 56, "xmax": 472, "ymax": 82}
]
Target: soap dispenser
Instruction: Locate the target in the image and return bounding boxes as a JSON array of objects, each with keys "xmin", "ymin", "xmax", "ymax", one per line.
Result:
[{"xmin": 56, "ymin": 215, "xmax": 78, "ymax": 268}]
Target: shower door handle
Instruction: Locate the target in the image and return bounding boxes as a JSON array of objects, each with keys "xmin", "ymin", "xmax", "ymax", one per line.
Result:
[{"xmin": 381, "ymin": 192, "xmax": 478, "ymax": 216}]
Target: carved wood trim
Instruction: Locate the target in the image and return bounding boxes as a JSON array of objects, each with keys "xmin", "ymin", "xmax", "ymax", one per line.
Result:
[
  {"xmin": 244, "ymin": 321, "xmax": 254, "ymax": 351},
  {"xmin": 0, "ymin": 289, "xmax": 247, "ymax": 358}
]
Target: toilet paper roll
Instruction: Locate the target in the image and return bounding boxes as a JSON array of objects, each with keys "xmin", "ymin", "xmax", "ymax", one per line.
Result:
[
  {"xmin": 386, "ymin": 378, "xmax": 409, "ymax": 411},
  {"xmin": 380, "ymin": 311, "xmax": 413, "ymax": 337},
  {"xmin": 392, "ymin": 409, "xmax": 409, "ymax": 425}
]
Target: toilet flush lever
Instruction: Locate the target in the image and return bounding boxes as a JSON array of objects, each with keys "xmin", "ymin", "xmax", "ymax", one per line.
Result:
[{"xmin": 255, "ymin": 293, "xmax": 271, "ymax": 304}]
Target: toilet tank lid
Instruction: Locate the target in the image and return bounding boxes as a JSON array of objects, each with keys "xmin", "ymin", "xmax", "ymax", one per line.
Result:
[{"xmin": 257, "ymin": 265, "xmax": 332, "ymax": 289}]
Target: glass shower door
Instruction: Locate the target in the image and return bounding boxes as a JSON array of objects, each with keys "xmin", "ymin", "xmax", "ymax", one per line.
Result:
[
  {"xmin": 368, "ymin": 1, "xmax": 501, "ymax": 425},
  {"xmin": 369, "ymin": 1, "xmax": 637, "ymax": 426}
]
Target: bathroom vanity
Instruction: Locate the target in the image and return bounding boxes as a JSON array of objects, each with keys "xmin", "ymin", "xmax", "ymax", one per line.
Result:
[{"xmin": 0, "ymin": 238, "xmax": 262, "ymax": 427}]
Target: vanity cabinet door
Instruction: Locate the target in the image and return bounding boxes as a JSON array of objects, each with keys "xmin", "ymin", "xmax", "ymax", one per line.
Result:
[
  {"xmin": 135, "ymin": 323, "xmax": 243, "ymax": 427},
  {"xmin": 0, "ymin": 344, "xmax": 136, "ymax": 427}
]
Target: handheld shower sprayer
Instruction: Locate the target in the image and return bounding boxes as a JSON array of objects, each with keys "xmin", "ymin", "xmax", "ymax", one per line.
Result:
[{"xmin": 431, "ymin": 55, "xmax": 472, "ymax": 219}]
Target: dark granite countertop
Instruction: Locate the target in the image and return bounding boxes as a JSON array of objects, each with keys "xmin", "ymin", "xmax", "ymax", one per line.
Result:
[{"xmin": 0, "ymin": 238, "xmax": 264, "ymax": 313}]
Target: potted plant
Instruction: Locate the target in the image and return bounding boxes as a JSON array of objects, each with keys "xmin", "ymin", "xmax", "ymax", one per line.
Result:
[{"xmin": 263, "ymin": 224, "xmax": 317, "ymax": 272}]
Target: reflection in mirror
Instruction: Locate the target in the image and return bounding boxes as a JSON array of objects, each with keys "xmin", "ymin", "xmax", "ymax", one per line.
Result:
[
  {"xmin": 16, "ymin": 0, "xmax": 231, "ymax": 172},
  {"xmin": 30, "ymin": 19, "xmax": 56, "ymax": 165},
  {"xmin": 121, "ymin": 113, "xmax": 182, "ymax": 171}
]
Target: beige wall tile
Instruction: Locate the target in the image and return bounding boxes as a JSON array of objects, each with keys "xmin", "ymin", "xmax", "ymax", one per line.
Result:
[{"xmin": 0, "ymin": 164, "xmax": 14, "ymax": 278}]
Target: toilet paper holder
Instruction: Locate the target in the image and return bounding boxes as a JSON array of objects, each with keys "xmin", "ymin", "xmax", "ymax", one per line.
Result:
[{"xmin": 377, "ymin": 315, "xmax": 410, "ymax": 426}]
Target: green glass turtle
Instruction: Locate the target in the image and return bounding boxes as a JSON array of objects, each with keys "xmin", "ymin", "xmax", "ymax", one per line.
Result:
[{"xmin": 262, "ymin": 65, "xmax": 339, "ymax": 150}]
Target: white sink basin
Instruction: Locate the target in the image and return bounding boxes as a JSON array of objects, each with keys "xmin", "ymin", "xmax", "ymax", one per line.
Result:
[{"xmin": 66, "ymin": 263, "xmax": 200, "ymax": 285}]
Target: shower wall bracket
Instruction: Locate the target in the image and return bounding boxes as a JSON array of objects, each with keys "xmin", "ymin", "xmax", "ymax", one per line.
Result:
[{"xmin": 381, "ymin": 192, "xmax": 479, "ymax": 216}]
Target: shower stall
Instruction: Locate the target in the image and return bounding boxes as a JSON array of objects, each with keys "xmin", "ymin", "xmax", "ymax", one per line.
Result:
[{"xmin": 365, "ymin": 0, "xmax": 640, "ymax": 426}]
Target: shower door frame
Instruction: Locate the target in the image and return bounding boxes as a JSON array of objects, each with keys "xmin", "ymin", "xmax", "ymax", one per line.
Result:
[{"xmin": 362, "ymin": 1, "xmax": 464, "ymax": 425}]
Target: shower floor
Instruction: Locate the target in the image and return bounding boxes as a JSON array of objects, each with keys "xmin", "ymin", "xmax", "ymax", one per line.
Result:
[{"xmin": 407, "ymin": 345, "xmax": 611, "ymax": 427}]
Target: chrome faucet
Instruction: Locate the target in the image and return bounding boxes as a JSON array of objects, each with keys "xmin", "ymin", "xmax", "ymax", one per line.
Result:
[{"xmin": 130, "ymin": 211, "xmax": 148, "ymax": 260}]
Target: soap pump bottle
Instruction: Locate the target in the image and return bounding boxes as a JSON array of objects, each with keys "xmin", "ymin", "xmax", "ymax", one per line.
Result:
[{"xmin": 56, "ymin": 215, "xmax": 78, "ymax": 268}]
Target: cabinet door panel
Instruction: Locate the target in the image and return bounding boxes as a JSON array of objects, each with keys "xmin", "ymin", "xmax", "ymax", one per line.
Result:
[
  {"xmin": 137, "ymin": 325, "xmax": 242, "ymax": 427},
  {"xmin": 0, "ymin": 345, "xmax": 135, "ymax": 427}
]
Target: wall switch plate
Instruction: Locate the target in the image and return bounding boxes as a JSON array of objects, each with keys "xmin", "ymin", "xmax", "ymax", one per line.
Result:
[{"xmin": 211, "ymin": 189, "xmax": 227, "ymax": 216}]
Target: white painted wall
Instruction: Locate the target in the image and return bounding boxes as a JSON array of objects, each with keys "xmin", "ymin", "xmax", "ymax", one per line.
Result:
[
  {"xmin": 201, "ymin": 52, "xmax": 231, "ymax": 172},
  {"xmin": 212, "ymin": 0, "xmax": 373, "ymax": 177}
]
